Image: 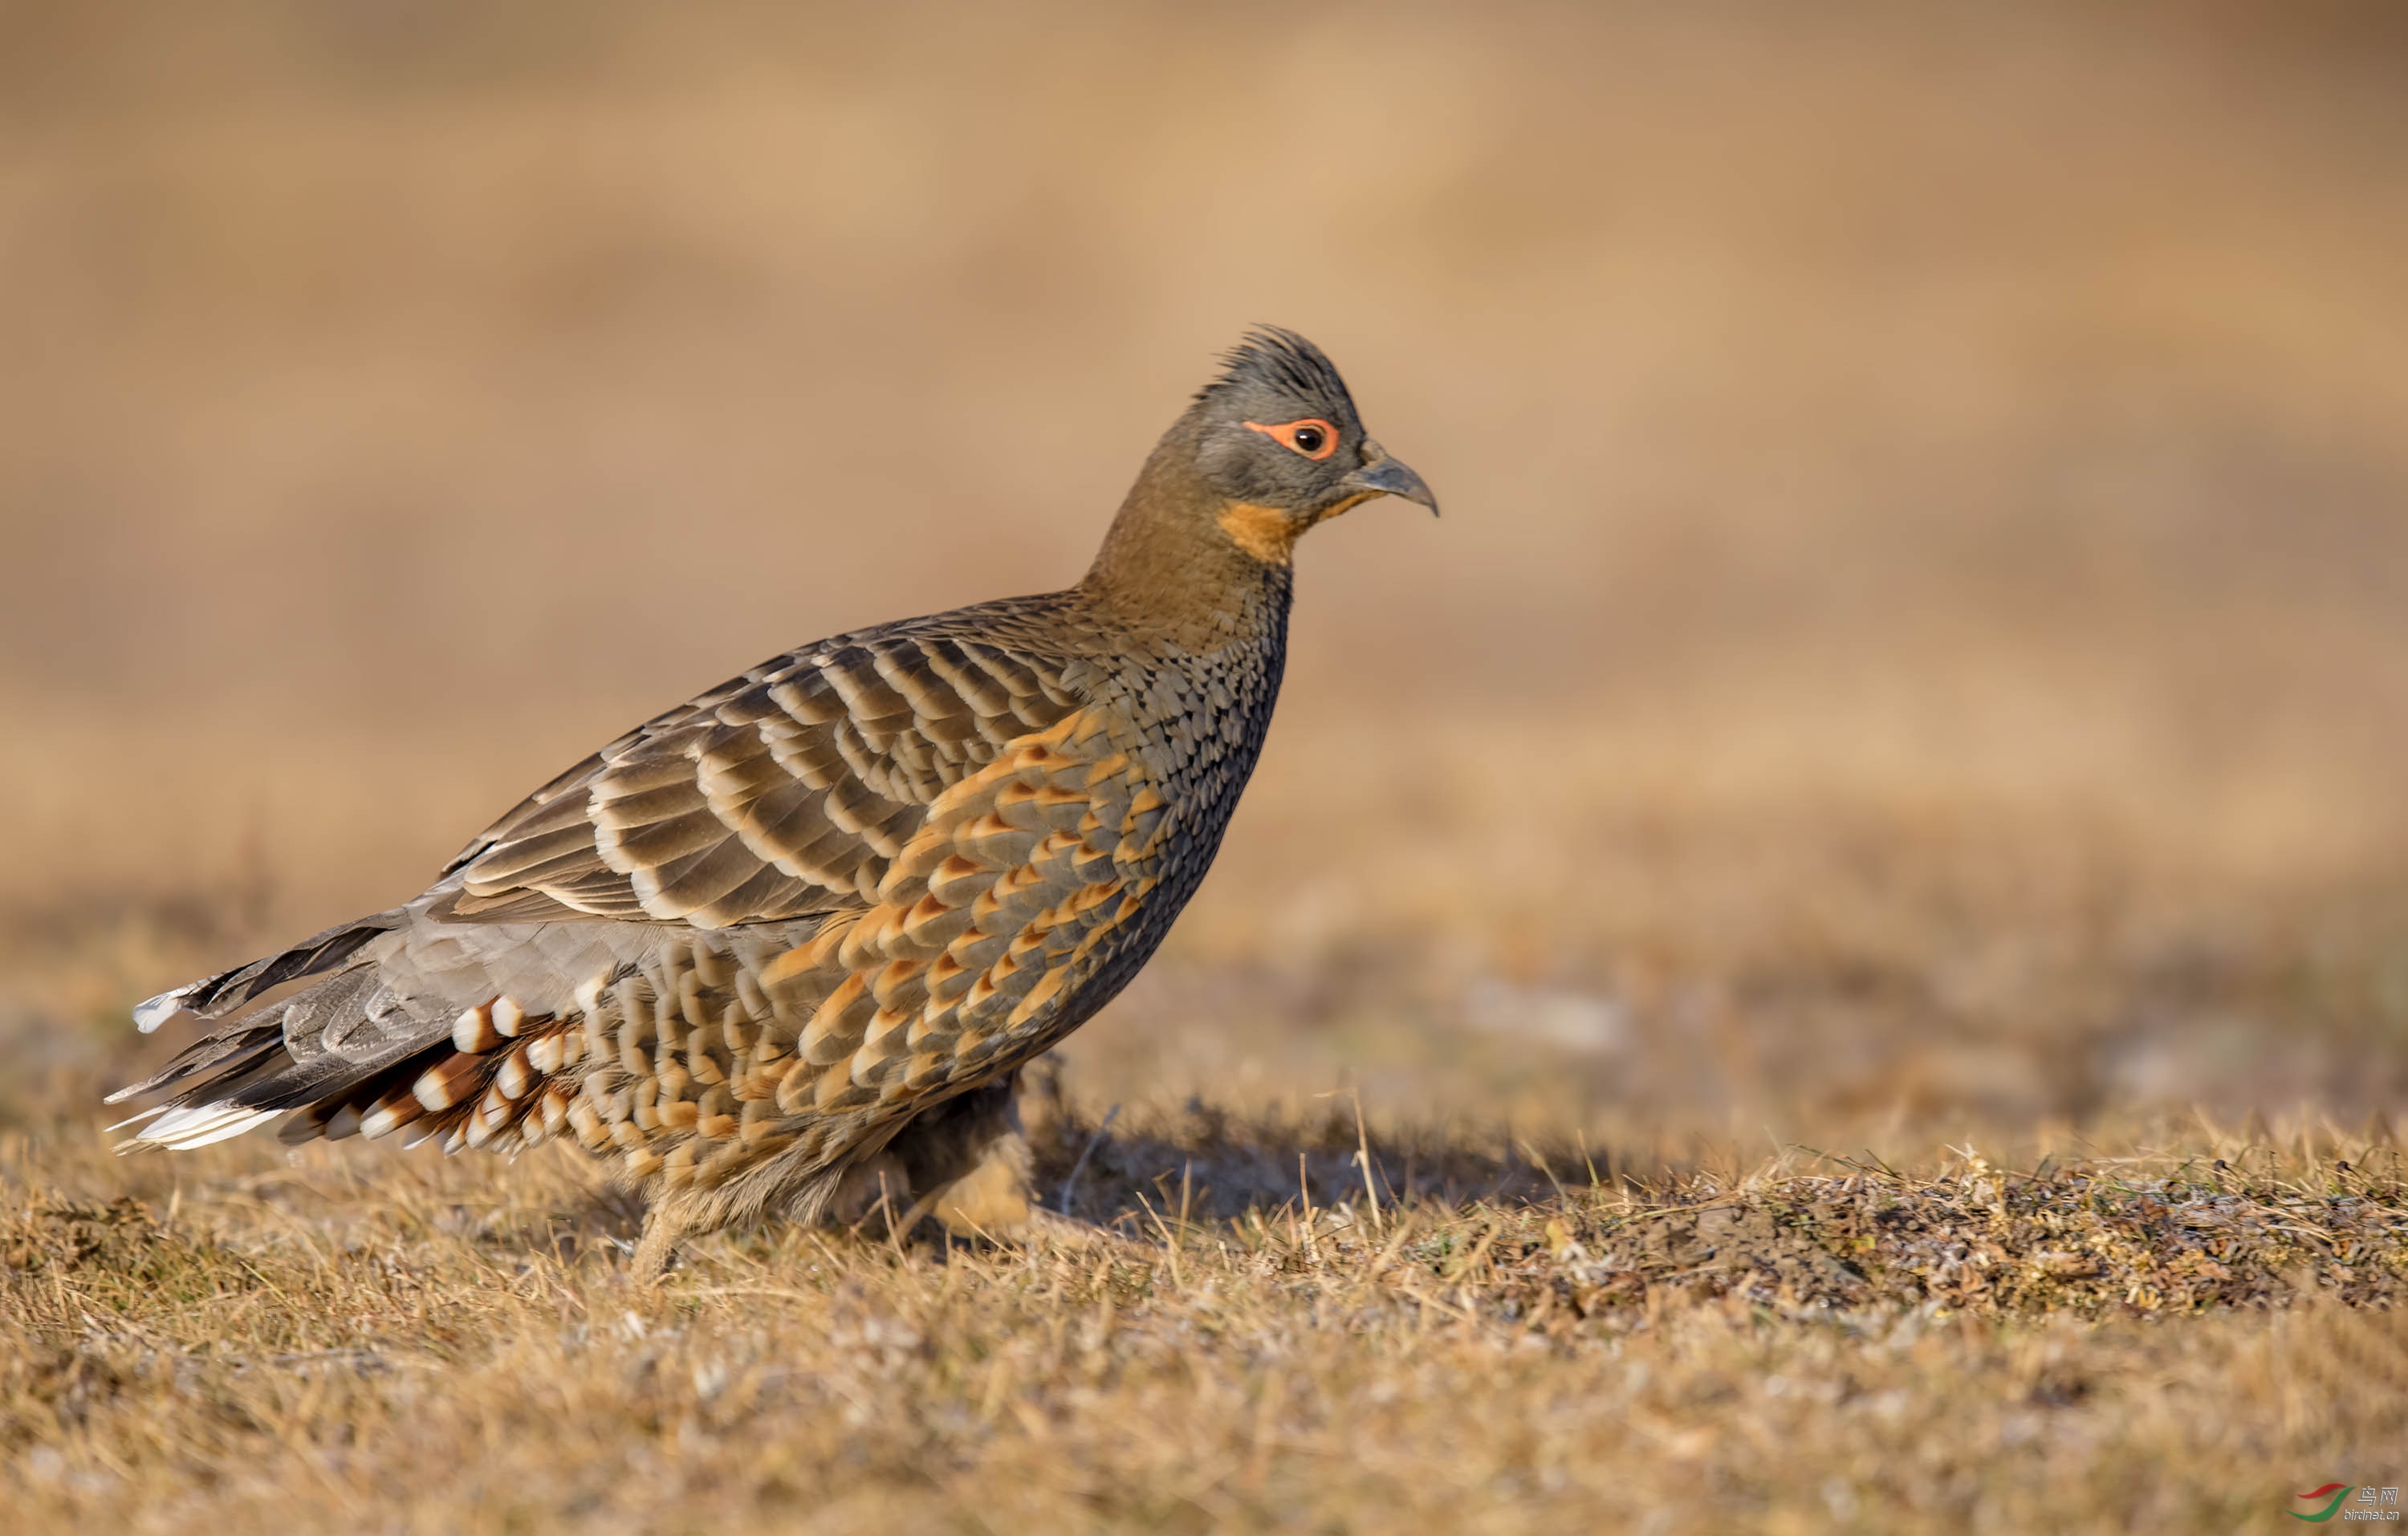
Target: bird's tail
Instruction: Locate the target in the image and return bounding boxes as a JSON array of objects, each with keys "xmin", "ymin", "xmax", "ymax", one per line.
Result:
[{"xmin": 107, "ymin": 912, "xmax": 428, "ymax": 1151}]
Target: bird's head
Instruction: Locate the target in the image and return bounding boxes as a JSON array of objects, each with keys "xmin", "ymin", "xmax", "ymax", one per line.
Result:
[
  {"xmin": 1091, "ymin": 329, "xmax": 1437, "ymax": 601},
  {"xmin": 1183, "ymin": 327, "xmax": 1438, "ymax": 564}
]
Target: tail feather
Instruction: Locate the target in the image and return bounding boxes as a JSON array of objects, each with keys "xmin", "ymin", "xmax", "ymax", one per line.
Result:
[
  {"xmin": 115, "ymin": 902, "xmax": 685, "ymax": 1158},
  {"xmin": 132, "ymin": 916, "xmax": 399, "ymax": 1034},
  {"xmin": 107, "ymin": 1028, "xmax": 295, "ymax": 1152},
  {"xmin": 274, "ymin": 1044, "xmax": 453, "ymax": 1146},
  {"xmin": 113, "ymin": 908, "xmax": 450, "ymax": 1153},
  {"xmin": 105, "ymin": 1016, "xmax": 287, "ymax": 1104},
  {"xmin": 131, "ymin": 1103, "xmax": 285, "ymax": 1152}
]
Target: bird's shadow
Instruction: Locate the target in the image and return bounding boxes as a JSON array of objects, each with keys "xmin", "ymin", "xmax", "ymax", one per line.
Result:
[{"xmin": 1022, "ymin": 1091, "xmax": 1574, "ymax": 1239}]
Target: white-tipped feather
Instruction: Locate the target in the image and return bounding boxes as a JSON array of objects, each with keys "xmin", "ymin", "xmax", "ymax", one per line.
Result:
[
  {"xmin": 359, "ymin": 1097, "xmax": 419, "ymax": 1140},
  {"xmin": 567, "ymin": 1099, "xmax": 604, "ymax": 1146},
  {"xmin": 464, "ymin": 1096, "xmax": 504, "ymax": 1149},
  {"xmin": 492, "ymin": 996, "xmax": 527, "ymax": 1036},
  {"xmin": 135, "ymin": 1104, "xmax": 279, "ymax": 1150},
  {"xmin": 415, "ymin": 1059, "xmax": 483, "ymax": 1112},
  {"xmin": 453, "ymin": 1005, "xmax": 500, "ymax": 1053},
  {"xmin": 105, "ymin": 1103, "xmax": 174, "ymax": 1133},
  {"xmin": 495, "ymin": 1050, "xmax": 532, "ymax": 1100},
  {"xmin": 132, "ymin": 986, "xmax": 197, "ymax": 1034}
]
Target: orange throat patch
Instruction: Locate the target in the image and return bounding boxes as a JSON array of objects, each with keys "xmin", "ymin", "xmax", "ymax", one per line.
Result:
[
  {"xmin": 1216, "ymin": 502, "xmax": 1300, "ymax": 565},
  {"xmin": 1217, "ymin": 494, "xmax": 1376, "ymax": 565}
]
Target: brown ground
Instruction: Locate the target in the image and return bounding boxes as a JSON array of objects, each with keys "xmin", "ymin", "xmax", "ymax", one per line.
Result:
[{"xmin": 4, "ymin": 3, "xmax": 2407, "ymax": 1531}]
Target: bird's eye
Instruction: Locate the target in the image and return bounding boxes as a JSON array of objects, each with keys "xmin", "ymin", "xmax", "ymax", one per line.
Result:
[{"xmin": 1243, "ymin": 417, "xmax": 1340, "ymax": 461}]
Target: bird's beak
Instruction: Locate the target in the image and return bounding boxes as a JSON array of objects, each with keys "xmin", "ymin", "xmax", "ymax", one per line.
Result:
[{"xmin": 1340, "ymin": 444, "xmax": 1439, "ymax": 517}]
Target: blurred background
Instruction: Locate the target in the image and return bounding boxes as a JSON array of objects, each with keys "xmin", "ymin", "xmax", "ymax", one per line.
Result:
[{"xmin": 3, "ymin": 0, "xmax": 2406, "ymax": 1154}]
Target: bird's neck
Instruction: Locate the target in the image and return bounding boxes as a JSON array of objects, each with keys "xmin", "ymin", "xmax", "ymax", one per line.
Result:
[{"xmin": 1080, "ymin": 449, "xmax": 1293, "ymax": 653}]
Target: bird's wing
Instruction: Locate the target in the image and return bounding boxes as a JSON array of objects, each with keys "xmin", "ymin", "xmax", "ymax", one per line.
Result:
[
  {"xmin": 437, "ymin": 621, "xmax": 1092, "ymax": 929},
  {"xmin": 276, "ymin": 700, "xmax": 1176, "ymax": 1172}
]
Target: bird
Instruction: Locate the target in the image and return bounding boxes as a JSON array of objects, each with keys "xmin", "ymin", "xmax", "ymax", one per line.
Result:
[{"xmin": 107, "ymin": 327, "xmax": 1436, "ymax": 1275}]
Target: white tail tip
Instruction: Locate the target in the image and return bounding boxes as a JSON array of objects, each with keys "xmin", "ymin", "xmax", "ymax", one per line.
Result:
[
  {"xmin": 132, "ymin": 987, "xmax": 197, "ymax": 1034},
  {"xmin": 122, "ymin": 1103, "xmax": 280, "ymax": 1152}
]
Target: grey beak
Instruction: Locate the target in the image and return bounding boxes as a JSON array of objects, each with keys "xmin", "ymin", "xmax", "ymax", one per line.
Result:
[{"xmin": 1341, "ymin": 447, "xmax": 1439, "ymax": 517}]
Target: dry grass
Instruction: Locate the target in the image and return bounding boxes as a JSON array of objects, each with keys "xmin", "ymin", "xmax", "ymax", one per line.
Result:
[
  {"xmin": 6, "ymin": 2, "xmax": 2408, "ymax": 1530},
  {"xmin": 4, "ymin": 1103, "xmax": 2405, "ymax": 1534}
]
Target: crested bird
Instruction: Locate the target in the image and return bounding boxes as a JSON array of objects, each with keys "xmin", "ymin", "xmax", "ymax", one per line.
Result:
[{"xmin": 109, "ymin": 328, "xmax": 1436, "ymax": 1274}]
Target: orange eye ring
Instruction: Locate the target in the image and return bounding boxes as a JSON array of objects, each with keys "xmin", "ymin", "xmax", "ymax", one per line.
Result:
[{"xmin": 1243, "ymin": 417, "xmax": 1340, "ymax": 461}]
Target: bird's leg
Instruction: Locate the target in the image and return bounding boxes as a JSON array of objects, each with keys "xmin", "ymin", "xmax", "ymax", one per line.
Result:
[
  {"xmin": 630, "ymin": 1201, "xmax": 696, "ymax": 1282},
  {"xmin": 883, "ymin": 1072, "xmax": 1036, "ymax": 1241},
  {"xmin": 929, "ymin": 1121, "xmax": 1035, "ymax": 1237}
]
